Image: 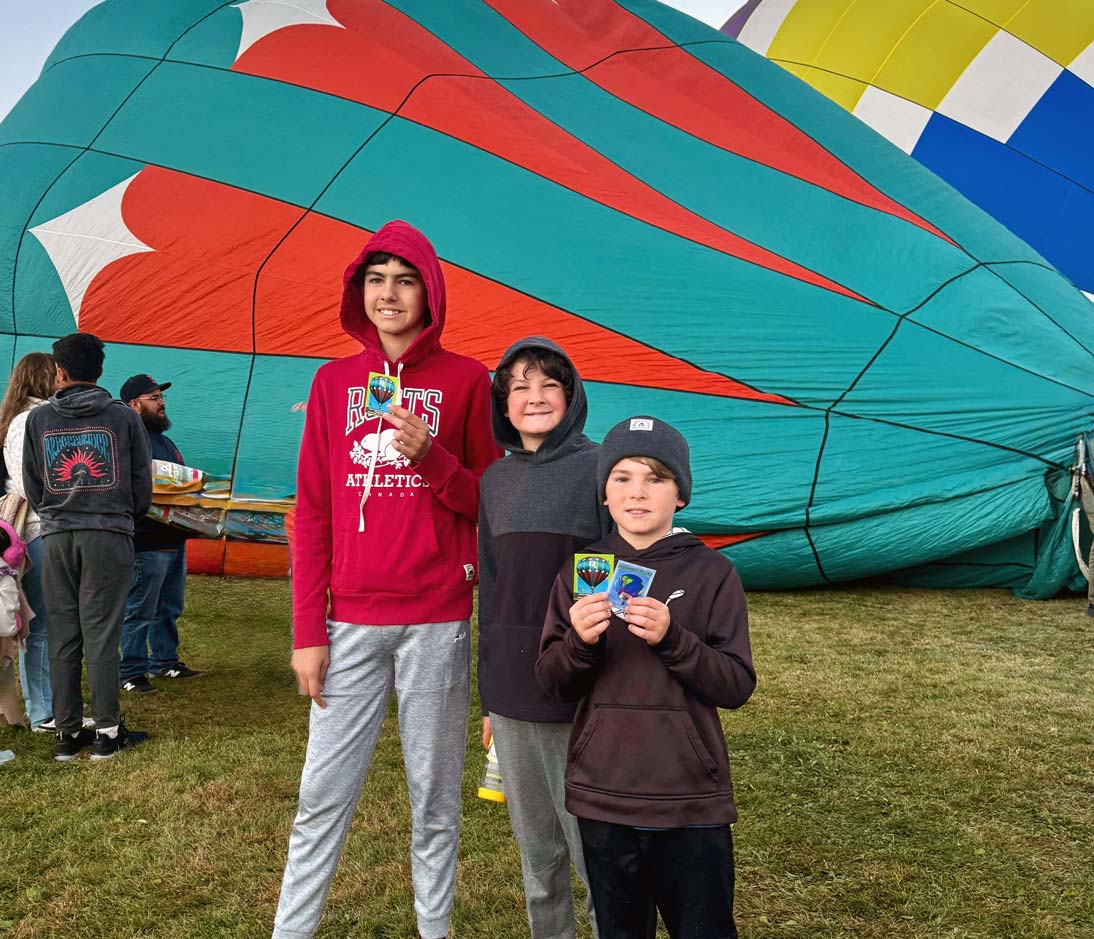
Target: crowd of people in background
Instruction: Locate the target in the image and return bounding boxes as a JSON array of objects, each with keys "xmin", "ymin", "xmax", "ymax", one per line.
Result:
[{"xmin": 0, "ymin": 334, "xmax": 200, "ymax": 762}]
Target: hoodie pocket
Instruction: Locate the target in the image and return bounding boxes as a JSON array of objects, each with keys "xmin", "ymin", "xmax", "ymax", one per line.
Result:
[
  {"xmin": 331, "ymin": 492, "xmax": 444, "ymax": 597},
  {"xmin": 569, "ymin": 704, "xmax": 721, "ymax": 797}
]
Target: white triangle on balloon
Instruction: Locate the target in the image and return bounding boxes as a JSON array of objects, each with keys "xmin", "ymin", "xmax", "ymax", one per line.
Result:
[
  {"xmin": 29, "ymin": 174, "xmax": 152, "ymax": 327},
  {"xmin": 232, "ymin": 0, "xmax": 343, "ymax": 60}
]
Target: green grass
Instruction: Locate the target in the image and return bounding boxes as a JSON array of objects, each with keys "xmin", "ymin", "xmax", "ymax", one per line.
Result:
[{"xmin": 0, "ymin": 580, "xmax": 1091, "ymax": 938}]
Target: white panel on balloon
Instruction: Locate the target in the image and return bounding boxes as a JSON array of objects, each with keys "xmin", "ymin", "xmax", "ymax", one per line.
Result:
[
  {"xmin": 936, "ymin": 30, "xmax": 1062, "ymax": 143},
  {"xmin": 1068, "ymin": 41, "xmax": 1094, "ymax": 89},
  {"xmin": 852, "ymin": 85, "xmax": 933, "ymax": 155},
  {"xmin": 735, "ymin": 0, "xmax": 798, "ymax": 57}
]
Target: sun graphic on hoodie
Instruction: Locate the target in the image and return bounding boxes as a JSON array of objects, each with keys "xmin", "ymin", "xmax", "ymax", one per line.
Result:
[{"xmin": 53, "ymin": 447, "xmax": 108, "ymax": 484}]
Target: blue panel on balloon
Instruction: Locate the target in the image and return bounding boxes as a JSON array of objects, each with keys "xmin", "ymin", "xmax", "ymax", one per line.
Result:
[
  {"xmin": 1008, "ymin": 69, "xmax": 1094, "ymax": 192},
  {"xmin": 913, "ymin": 112, "xmax": 1092, "ymax": 292}
]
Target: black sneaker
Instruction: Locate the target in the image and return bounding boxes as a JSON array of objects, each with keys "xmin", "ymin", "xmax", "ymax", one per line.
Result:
[
  {"xmin": 54, "ymin": 727, "xmax": 95, "ymax": 762},
  {"xmin": 157, "ymin": 662, "xmax": 201, "ymax": 679},
  {"xmin": 121, "ymin": 675, "xmax": 157, "ymax": 694},
  {"xmin": 89, "ymin": 722, "xmax": 149, "ymax": 761}
]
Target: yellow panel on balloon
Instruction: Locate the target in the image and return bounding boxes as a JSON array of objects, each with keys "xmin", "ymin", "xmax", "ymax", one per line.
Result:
[
  {"xmin": 959, "ymin": 0, "xmax": 1030, "ymax": 21},
  {"xmin": 869, "ymin": 4, "xmax": 999, "ymax": 109},
  {"xmin": 1005, "ymin": 0, "xmax": 1094, "ymax": 66},
  {"xmin": 767, "ymin": 0, "xmax": 933, "ymax": 110}
]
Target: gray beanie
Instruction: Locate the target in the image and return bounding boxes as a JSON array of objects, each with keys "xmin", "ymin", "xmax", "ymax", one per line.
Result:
[{"xmin": 597, "ymin": 416, "xmax": 691, "ymax": 506}]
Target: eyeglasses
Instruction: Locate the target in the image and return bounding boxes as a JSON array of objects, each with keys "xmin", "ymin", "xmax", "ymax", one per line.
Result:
[{"xmin": 139, "ymin": 393, "xmax": 166, "ymax": 403}]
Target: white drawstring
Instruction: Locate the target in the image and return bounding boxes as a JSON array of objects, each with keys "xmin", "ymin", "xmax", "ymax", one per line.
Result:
[{"xmin": 357, "ymin": 360, "xmax": 405, "ymax": 532}]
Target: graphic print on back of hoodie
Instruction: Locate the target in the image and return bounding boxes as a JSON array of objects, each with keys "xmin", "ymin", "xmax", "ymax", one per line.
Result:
[{"xmin": 44, "ymin": 427, "xmax": 118, "ymax": 493}]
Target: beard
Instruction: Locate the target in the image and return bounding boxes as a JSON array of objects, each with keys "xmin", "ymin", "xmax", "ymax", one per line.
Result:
[{"xmin": 142, "ymin": 412, "xmax": 171, "ymax": 433}]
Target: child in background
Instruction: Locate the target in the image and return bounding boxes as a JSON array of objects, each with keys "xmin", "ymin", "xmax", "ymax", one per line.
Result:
[
  {"xmin": 537, "ymin": 417, "xmax": 755, "ymax": 939},
  {"xmin": 478, "ymin": 338, "xmax": 609, "ymax": 939},
  {"xmin": 0, "ymin": 519, "xmax": 29, "ymax": 728}
]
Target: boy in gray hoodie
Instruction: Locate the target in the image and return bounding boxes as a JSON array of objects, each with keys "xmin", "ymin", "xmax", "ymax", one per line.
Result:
[
  {"xmin": 478, "ymin": 338, "xmax": 610, "ymax": 939},
  {"xmin": 22, "ymin": 332, "xmax": 151, "ymax": 761}
]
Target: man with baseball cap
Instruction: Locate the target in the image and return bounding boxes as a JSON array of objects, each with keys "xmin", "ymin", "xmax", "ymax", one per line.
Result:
[{"xmin": 118, "ymin": 374, "xmax": 201, "ymax": 693}]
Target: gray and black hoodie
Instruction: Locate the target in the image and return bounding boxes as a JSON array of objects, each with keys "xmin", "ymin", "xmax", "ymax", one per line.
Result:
[
  {"xmin": 478, "ymin": 338, "xmax": 611, "ymax": 722},
  {"xmin": 23, "ymin": 384, "xmax": 152, "ymax": 536}
]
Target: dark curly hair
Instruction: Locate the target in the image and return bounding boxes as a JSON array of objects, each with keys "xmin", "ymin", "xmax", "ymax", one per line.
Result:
[{"xmin": 492, "ymin": 347, "xmax": 575, "ymax": 417}]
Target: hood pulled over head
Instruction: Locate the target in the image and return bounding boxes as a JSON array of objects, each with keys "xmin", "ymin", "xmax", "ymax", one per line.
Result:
[
  {"xmin": 339, "ymin": 219, "xmax": 446, "ymax": 366},
  {"xmin": 492, "ymin": 337, "xmax": 589, "ymax": 460}
]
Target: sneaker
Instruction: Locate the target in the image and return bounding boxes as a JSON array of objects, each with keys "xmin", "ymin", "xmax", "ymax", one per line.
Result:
[
  {"xmin": 54, "ymin": 727, "xmax": 95, "ymax": 762},
  {"xmin": 121, "ymin": 676, "xmax": 158, "ymax": 694},
  {"xmin": 157, "ymin": 662, "xmax": 201, "ymax": 679},
  {"xmin": 89, "ymin": 722, "xmax": 149, "ymax": 761},
  {"xmin": 1087, "ymin": 603, "xmax": 1094, "ymax": 618}
]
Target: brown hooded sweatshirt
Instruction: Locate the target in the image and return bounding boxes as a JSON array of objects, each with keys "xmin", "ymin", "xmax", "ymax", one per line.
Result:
[{"xmin": 536, "ymin": 531, "xmax": 755, "ymax": 828}]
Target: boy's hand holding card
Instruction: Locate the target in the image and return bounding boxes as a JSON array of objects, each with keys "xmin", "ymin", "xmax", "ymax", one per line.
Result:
[
  {"xmin": 608, "ymin": 560, "xmax": 656, "ymax": 615},
  {"xmin": 384, "ymin": 404, "xmax": 432, "ymax": 463},
  {"xmin": 569, "ymin": 593, "xmax": 612, "ymax": 645},
  {"xmin": 623, "ymin": 596, "xmax": 672, "ymax": 646}
]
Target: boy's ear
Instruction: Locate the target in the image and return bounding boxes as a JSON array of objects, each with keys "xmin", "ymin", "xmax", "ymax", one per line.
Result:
[{"xmin": 676, "ymin": 499, "xmax": 685, "ymax": 509}]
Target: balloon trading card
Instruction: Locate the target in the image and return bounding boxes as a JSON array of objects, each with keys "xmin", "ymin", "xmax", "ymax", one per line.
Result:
[
  {"xmin": 608, "ymin": 560, "xmax": 656, "ymax": 614},
  {"xmin": 366, "ymin": 372, "xmax": 399, "ymax": 418},
  {"xmin": 574, "ymin": 553, "xmax": 615, "ymax": 597}
]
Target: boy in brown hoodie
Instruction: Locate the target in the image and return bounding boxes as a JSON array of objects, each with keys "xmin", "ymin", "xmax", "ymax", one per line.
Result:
[{"xmin": 536, "ymin": 416, "xmax": 755, "ymax": 939}]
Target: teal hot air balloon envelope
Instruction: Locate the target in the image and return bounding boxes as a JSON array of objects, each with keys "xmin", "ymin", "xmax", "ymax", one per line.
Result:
[{"xmin": 1, "ymin": 0, "xmax": 1091, "ymax": 595}]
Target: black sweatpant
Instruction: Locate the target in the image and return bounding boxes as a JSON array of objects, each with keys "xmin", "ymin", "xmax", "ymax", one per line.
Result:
[
  {"xmin": 42, "ymin": 530, "xmax": 134, "ymax": 732},
  {"xmin": 578, "ymin": 817, "xmax": 738, "ymax": 939}
]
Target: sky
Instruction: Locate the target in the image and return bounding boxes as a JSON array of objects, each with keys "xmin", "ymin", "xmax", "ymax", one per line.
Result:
[
  {"xmin": 0, "ymin": 0, "xmax": 104, "ymax": 119},
  {"xmin": 0, "ymin": 1, "xmax": 745, "ymax": 121}
]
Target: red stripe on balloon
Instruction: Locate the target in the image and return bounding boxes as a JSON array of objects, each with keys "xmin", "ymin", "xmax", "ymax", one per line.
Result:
[
  {"xmin": 230, "ymin": 0, "xmax": 870, "ymax": 303},
  {"xmin": 699, "ymin": 532, "xmax": 766, "ymax": 549},
  {"xmin": 484, "ymin": 0, "xmax": 952, "ymax": 244},
  {"xmin": 79, "ymin": 169, "xmax": 795, "ymax": 404}
]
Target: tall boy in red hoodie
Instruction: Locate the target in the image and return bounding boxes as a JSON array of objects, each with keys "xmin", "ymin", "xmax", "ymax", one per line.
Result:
[{"xmin": 273, "ymin": 221, "xmax": 499, "ymax": 939}]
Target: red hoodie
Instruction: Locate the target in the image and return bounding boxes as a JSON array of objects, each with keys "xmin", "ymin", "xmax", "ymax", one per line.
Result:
[{"xmin": 292, "ymin": 221, "xmax": 500, "ymax": 648}]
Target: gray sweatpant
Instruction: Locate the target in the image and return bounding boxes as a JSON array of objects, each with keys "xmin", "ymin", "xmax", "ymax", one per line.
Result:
[
  {"xmin": 490, "ymin": 713, "xmax": 598, "ymax": 939},
  {"xmin": 42, "ymin": 529, "xmax": 133, "ymax": 732},
  {"xmin": 273, "ymin": 619, "xmax": 471, "ymax": 939}
]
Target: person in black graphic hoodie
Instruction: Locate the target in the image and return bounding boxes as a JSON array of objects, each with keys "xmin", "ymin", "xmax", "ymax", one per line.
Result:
[
  {"xmin": 22, "ymin": 333, "xmax": 152, "ymax": 762},
  {"xmin": 537, "ymin": 417, "xmax": 755, "ymax": 939}
]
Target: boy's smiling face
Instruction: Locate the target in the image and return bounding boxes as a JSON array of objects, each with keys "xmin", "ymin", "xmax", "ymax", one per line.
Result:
[
  {"xmin": 605, "ymin": 457, "xmax": 684, "ymax": 549},
  {"xmin": 363, "ymin": 258, "xmax": 426, "ymax": 353},
  {"xmin": 506, "ymin": 358, "xmax": 567, "ymax": 451}
]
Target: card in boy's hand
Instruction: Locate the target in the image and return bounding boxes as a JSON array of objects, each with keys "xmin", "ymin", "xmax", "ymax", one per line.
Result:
[
  {"xmin": 366, "ymin": 372, "xmax": 399, "ymax": 418},
  {"xmin": 574, "ymin": 554, "xmax": 614, "ymax": 597},
  {"xmin": 607, "ymin": 560, "xmax": 656, "ymax": 614}
]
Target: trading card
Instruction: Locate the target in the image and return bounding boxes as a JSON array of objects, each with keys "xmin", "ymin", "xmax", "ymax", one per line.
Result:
[
  {"xmin": 574, "ymin": 553, "xmax": 614, "ymax": 596},
  {"xmin": 608, "ymin": 560, "xmax": 656, "ymax": 614},
  {"xmin": 366, "ymin": 372, "xmax": 399, "ymax": 418}
]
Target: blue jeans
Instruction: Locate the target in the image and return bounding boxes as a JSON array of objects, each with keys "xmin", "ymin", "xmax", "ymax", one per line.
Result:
[
  {"xmin": 18, "ymin": 536, "xmax": 53, "ymax": 727},
  {"xmin": 119, "ymin": 547, "xmax": 186, "ymax": 681}
]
